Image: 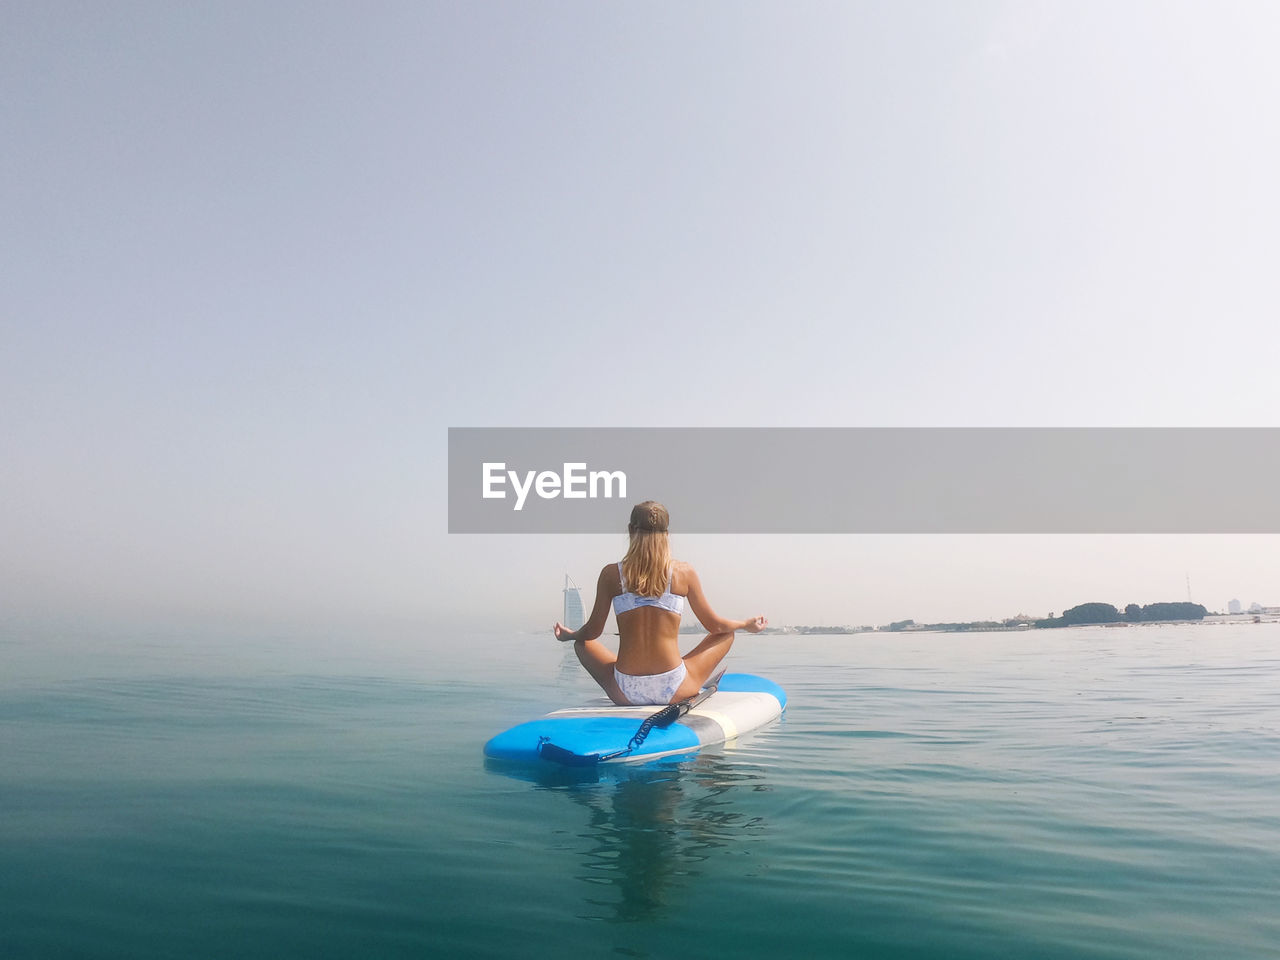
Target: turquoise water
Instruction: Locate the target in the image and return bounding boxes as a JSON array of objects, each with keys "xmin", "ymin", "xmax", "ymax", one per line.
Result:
[{"xmin": 3, "ymin": 624, "xmax": 1278, "ymax": 958}]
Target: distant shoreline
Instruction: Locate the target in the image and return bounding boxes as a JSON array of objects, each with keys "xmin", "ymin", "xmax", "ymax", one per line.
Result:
[{"xmin": 678, "ymin": 612, "xmax": 1278, "ymax": 636}]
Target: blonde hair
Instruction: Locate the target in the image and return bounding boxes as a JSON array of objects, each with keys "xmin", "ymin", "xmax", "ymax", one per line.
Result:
[{"xmin": 621, "ymin": 501, "xmax": 672, "ymax": 597}]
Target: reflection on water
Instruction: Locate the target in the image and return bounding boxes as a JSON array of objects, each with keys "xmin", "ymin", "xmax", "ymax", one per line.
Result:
[
  {"xmin": 527, "ymin": 642, "xmax": 778, "ymax": 921},
  {"xmin": 555, "ymin": 644, "xmax": 589, "ymax": 687},
  {"xmin": 531, "ymin": 753, "xmax": 771, "ymax": 923}
]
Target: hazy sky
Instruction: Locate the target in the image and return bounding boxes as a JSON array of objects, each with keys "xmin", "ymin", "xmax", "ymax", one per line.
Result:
[{"xmin": 3, "ymin": 2, "xmax": 1278, "ymax": 638}]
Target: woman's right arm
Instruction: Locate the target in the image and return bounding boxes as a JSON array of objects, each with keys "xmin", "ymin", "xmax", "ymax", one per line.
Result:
[
  {"xmin": 683, "ymin": 565, "xmax": 768, "ymax": 634},
  {"xmin": 553, "ymin": 565, "xmax": 616, "ymax": 642}
]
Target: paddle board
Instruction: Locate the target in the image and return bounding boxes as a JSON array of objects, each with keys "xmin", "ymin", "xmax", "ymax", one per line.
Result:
[{"xmin": 483, "ymin": 673, "xmax": 786, "ymax": 765}]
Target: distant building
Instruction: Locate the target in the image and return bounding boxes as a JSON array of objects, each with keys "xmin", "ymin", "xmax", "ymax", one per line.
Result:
[
  {"xmin": 1249, "ymin": 601, "xmax": 1264, "ymax": 614},
  {"xmin": 563, "ymin": 575, "xmax": 585, "ymax": 630},
  {"xmin": 1228, "ymin": 598, "xmax": 1242, "ymax": 614}
]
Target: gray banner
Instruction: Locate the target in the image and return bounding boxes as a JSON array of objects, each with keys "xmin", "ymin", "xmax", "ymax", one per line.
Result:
[{"xmin": 448, "ymin": 428, "xmax": 1280, "ymax": 533}]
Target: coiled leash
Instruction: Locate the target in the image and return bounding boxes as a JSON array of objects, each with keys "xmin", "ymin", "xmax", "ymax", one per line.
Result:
[{"xmin": 538, "ymin": 670, "xmax": 725, "ymax": 766}]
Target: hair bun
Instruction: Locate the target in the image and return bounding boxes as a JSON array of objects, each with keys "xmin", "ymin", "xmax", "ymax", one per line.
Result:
[{"xmin": 630, "ymin": 500, "xmax": 669, "ymax": 533}]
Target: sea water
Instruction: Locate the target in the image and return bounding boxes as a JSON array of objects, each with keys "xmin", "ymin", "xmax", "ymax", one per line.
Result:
[{"xmin": 2, "ymin": 624, "xmax": 1278, "ymax": 958}]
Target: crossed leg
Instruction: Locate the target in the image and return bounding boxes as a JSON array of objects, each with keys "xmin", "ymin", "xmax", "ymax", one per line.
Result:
[
  {"xmin": 571, "ymin": 638, "xmax": 628, "ymax": 705},
  {"xmin": 671, "ymin": 631, "xmax": 735, "ymax": 701},
  {"xmin": 573, "ymin": 631, "xmax": 736, "ymax": 705}
]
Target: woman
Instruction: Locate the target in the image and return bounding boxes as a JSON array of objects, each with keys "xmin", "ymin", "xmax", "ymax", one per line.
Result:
[{"xmin": 552, "ymin": 500, "xmax": 768, "ymax": 705}]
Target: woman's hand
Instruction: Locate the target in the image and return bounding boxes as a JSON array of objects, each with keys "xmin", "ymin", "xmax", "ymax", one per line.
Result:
[
  {"xmin": 742, "ymin": 615, "xmax": 768, "ymax": 634},
  {"xmin": 553, "ymin": 622, "xmax": 576, "ymax": 642}
]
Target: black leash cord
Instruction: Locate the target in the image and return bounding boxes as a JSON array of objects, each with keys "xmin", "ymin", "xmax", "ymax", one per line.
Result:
[{"xmin": 538, "ymin": 672, "xmax": 724, "ymax": 766}]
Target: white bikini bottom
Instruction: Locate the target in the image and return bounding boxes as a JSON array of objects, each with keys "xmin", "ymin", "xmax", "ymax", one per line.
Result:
[{"xmin": 613, "ymin": 661, "xmax": 688, "ymax": 705}]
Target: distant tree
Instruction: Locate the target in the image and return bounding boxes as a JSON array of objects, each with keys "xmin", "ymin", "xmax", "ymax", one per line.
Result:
[
  {"xmin": 1061, "ymin": 602, "xmax": 1121, "ymax": 625},
  {"xmin": 1124, "ymin": 603, "xmax": 1142, "ymax": 622},
  {"xmin": 885, "ymin": 619, "xmax": 915, "ymax": 632},
  {"xmin": 1140, "ymin": 602, "xmax": 1208, "ymax": 622}
]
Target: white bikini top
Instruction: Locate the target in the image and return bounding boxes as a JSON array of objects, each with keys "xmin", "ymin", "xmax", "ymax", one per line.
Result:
[{"xmin": 612, "ymin": 562, "xmax": 685, "ymax": 616}]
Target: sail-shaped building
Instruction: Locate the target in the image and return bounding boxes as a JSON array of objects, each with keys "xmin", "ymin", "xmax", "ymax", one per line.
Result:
[{"xmin": 562, "ymin": 575, "xmax": 585, "ymax": 630}]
